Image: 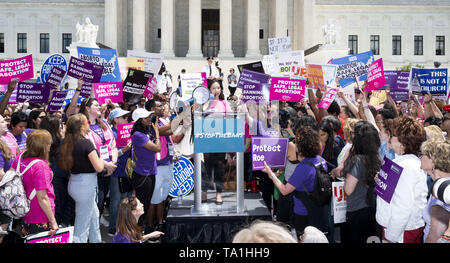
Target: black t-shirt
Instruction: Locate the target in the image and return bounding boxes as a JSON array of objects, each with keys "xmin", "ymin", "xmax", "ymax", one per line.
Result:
[{"xmin": 71, "ymin": 138, "xmax": 98, "ymax": 174}]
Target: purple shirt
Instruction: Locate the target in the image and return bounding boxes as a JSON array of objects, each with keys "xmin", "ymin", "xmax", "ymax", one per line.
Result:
[
  {"xmin": 0, "ymin": 150, "xmax": 12, "ymax": 172},
  {"xmin": 112, "ymin": 232, "xmax": 140, "ymax": 243},
  {"xmin": 132, "ymin": 131, "xmax": 157, "ymax": 176}
]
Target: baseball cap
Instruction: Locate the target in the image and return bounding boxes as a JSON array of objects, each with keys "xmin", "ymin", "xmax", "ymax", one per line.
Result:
[
  {"xmin": 132, "ymin": 108, "xmax": 153, "ymax": 122},
  {"xmin": 108, "ymin": 108, "xmax": 130, "ymax": 121}
]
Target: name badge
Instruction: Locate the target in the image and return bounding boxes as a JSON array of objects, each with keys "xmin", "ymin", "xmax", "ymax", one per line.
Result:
[{"xmin": 99, "ymin": 145, "xmax": 109, "ymax": 160}]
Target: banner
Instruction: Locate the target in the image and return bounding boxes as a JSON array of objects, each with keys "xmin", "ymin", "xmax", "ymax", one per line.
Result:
[
  {"xmin": 39, "ymin": 54, "xmax": 67, "ymax": 85},
  {"xmin": 127, "ymin": 50, "xmax": 164, "ymax": 75},
  {"xmin": 318, "ymin": 88, "xmax": 338, "ymax": 110},
  {"xmin": 251, "ymin": 137, "xmax": 288, "ymax": 171},
  {"xmin": 25, "ymin": 226, "xmax": 74, "ymax": 243},
  {"xmin": 268, "ymin": 36, "xmax": 291, "ymax": 55},
  {"xmin": 168, "ymin": 156, "xmax": 195, "ymax": 198},
  {"xmin": 332, "ymin": 51, "xmax": 374, "ymax": 88},
  {"xmin": 194, "ymin": 117, "xmax": 245, "ymax": 153},
  {"xmin": 375, "ymin": 157, "xmax": 404, "ymax": 203},
  {"xmin": 47, "ymin": 90, "xmax": 69, "ymax": 113},
  {"xmin": 270, "ymin": 77, "xmax": 306, "ymax": 102},
  {"xmin": 45, "ymin": 66, "xmax": 66, "ymax": 89},
  {"xmin": 116, "ymin": 122, "xmax": 135, "ymax": 147},
  {"xmin": 93, "ymin": 82, "xmax": 123, "ymax": 104},
  {"xmin": 366, "ymin": 58, "xmax": 386, "ymax": 92},
  {"xmin": 142, "ymin": 77, "xmax": 158, "ymax": 100},
  {"xmin": 77, "ymin": 47, "xmax": 121, "ymax": 82},
  {"xmin": 122, "ymin": 68, "xmax": 153, "ymax": 104},
  {"xmin": 16, "ymin": 83, "xmax": 50, "ymax": 104},
  {"xmin": 306, "ymin": 64, "xmax": 325, "ymax": 91},
  {"xmin": 409, "ymin": 68, "xmax": 448, "ymax": 96},
  {"xmin": 0, "ymin": 54, "xmax": 34, "ymax": 84},
  {"xmin": 179, "ymin": 73, "xmax": 208, "ymax": 101},
  {"xmin": 332, "ymin": 181, "xmax": 347, "ymax": 224}
]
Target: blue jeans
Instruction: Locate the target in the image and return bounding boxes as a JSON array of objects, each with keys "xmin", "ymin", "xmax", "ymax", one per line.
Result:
[
  {"xmin": 68, "ymin": 172, "xmax": 102, "ymax": 243},
  {"xmin": 108, "ymin": 176, "xmax": 130, "ymax": 232}
]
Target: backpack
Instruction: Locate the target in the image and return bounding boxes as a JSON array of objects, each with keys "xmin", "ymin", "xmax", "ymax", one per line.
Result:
[
  {"xmin": 0, "ymin": 154, "xmax": 40, "ymax": 219},
  {"xmin": 300, "ymin": 160, "xmax": 332, "ymax": 206}
]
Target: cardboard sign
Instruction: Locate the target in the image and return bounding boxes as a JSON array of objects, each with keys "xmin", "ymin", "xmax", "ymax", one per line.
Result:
[
  {"xmin": 169, "ymin": 156, "xmax": 195, "ymax": 198},
  {"xmin": 194, "ymin": 117, "xmax": 245, "ymax": 153},
  {"xmin": 77, "ymin": 47, "xmax": 121, "ymax": 82},
  {"xmin": 268, "ymin": 36, "xmax": 291, "ymax": 55},
  {"xmin": 332, "ymin": 51, "xmax": 375, "ymax": 88},
  {"xmin": 25, "ymin": 226, "xmax": 74, "ymax": 243},
  {"xmin": 93, "ymin": 82, "xmax": 123, "ymax": 104},
  {"xmin": 251, "ymin": 137, "xmax": 288, "ymax": 171},
  {"xmin": 306, "ymin": 64, "xmax": 325, "ymax": 91},
  {"xmin": 318, "ymin": 88, "xmax": 338, "ymax": 110},
  {"xmin": 47, "ymin": 90, "xmax": 69, "ymax": 113},
  {"xmin": 116, "ymin": 122, "xmax": 135, "ymax": 147},
  {"xmin": 409, "ymin": 68, "xmax": 448, "ymax": 96},
  {"xmin": 39, "ymin": 54, "xmax": 67, "ymax": 85},
  {"xmin": 375, "ymin": 157, "xmax": 404, "ymax": 203},
  {"xmin": 270, "ymin": 77, "xmax": 306, "ymax": 102},
  {"xmin": 16, "ymin": 83, "xmax": 50, "ymax": 103},
  {"xmin": 332, "ymin": 181, "xmax": 347, "ymax": 224},
  {"xmin": 0, "ymin": 54, "xmax": 34, "ymax": 84},
  {"xmin": 366, "ymin": 58, "xmax": 386, "ymax": 91}
]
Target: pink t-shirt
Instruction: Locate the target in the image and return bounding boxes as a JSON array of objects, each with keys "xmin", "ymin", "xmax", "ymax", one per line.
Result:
[
  {"xmin": 11, "ymin": 153, "xmax": 55, "ymax": 224},
  {"xmin": 207, "ymin": 99, "xmax": 232, "ymax": 114},
  {"xmin": 1, "ymin": 131, "xmax": 19, "ymax": 159}
]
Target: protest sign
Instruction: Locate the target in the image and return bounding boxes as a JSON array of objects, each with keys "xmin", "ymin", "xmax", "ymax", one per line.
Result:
[
  {"xmin": 251, "ymin": 137, "xmax": 288, "ymax": 171},
  {"xmin": 116, "ymin": 122, "xmax": 135, "ymax": 147},
  {"xmin": 0, "ymin": 54, "xmax": 34, "ymax": 84},
  {"xmin": 237, "ymin": 69, "xmax": 271, "ymax": 90},
  {"xmin": 194, "ymin": 117, "xmax": 245, "ymax": 153},
  {"xmin": 384, "ymin": 71, "xmax": 410, "ymax": 101},
  {"xmin": 270, "ymin": 77, "xmax": 306, "ymax": 102},
  {"xmin": 169, "ymin": 156, "xmax": 195, "ymax": 198},
  {"xmin": 268, "ymin": 36, "xmax": 291, "ymax": 55},
  {"xmin": 272, "ymin": 50, "xmax": 305, "ymax": 78},
  {"xmin": 375, "ymin": 157, "xmax": 404, "ymax": 203},
  {"xmin": 332, "ymin": 51, "xmax": 374, "ymax": 88},
  {"xmin": 39, "ymin": 54, "xmax": 67, "ymax": 85},
  {"xmin": 237, "ymin": 61, "xmax": 265, "ymax": 74},
  {"xmin": 318, "ymin": 87, "xmax": 338, "ymax": 110},
  {"xmin": 366, "ymin": 58, "xmax": 386, "ymax": 92},
  {"xmin": 409, "ymin": 68, "xmax": 448, "ymax": 96},
  {"xmin": 180, "ymin": 73, "xmax": 208, "ymax": 101},
  {"xmin": 25, "ymin": 226, "xmax": 74, "ymax": 243},
  {"xmin": 127, "ymin": 50, "xmax": 164, "ymax": 75},
  {"xmin": 47, "ymin": 90, "xmax": 69, "ymax": 113},
  {"xmin": 118, "ymin": 57, "xmax": 145, "ymax": 81},
  {"xmin": 122, "ymin": 68, "xmax": 153, "ymax": 104},
  {"xmin": 242, "ymin": 83, "xmax": 271, "ymax": 104},
  {"xmin": 66, "ymin": 56, "xmax": 104, "ymax": 88},
  {"xmin": 77, "ymin": 47, "xmax": 121, "ymax": 83},
  {"xmin": 93, "ymin": 82, "xmax": 123, "ymax": 104},
  {"xmin": 321, "ymin": 64, "xmax": 338, "ymax": 87},
  {"xmin": 45, "ymin": 66, "xmax": 66, "ymax": 89},
  {"xmin": 16, "ymin": 83, "xmax": 50, "ymax": 104},
  {"xmin": 306, "ymin": 64, "xmax": 325, "ymax": 91},
  {"xmin": 332, "ymin": 181, "xmax": 347, "ymax": 224},
  {"xmin": 143, "ymin": 77, "xmax": 158, "ymax": 100}
]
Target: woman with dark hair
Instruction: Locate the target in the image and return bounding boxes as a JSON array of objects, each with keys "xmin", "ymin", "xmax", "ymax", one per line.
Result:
[
  {"xmin": 376, "ymin": 116, "xmax": 428, "ymax": 243},
  {"xmin": 9, "ymin": 111, "xmax": 28, "ymax": 152},
  {"xmin": 27, "ymin": 109, "xmax": 46, "ymax": 130},
  {"xmin": 130, "ymin": 108, "xmax": 160, "ymax": 233},
  {"xmin": 40, "ymin": 115, "xmax": 74, "ymax": 227},
  {"xmin": 319, "ymin": 116, "xmax": 345, "ymax": 168},
  {"xmin": 340, "ymin": 120, "xmax": 381, "ymax": 243}
]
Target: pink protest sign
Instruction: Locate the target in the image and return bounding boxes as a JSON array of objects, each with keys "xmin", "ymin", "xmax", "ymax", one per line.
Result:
[
  {"xmin": 0, "ymin": 54, "xmax": 34, "ymax": 84},
  {"xmin": 25, "ymin": 226, "xmax": 73, "ymax": 243},
  {"xmin": 366, "ymin": 58, "xmax": 386, "ymax": 92},
  {"xmin": 318, "ymin": 88, "xmax": 338, "ymax": 110},
  {"xmin": 117, "ymin": 122, "xmax": 135, "ymax": 147},
  {"xmin": 200, "ymin": 72, "xmax": 208, "ymax": 87},
  {"xmin": 93, "ymin": 82, "xmax": 123, "ymax": 104},
  {"xmin": 270, "ymin": 77, "xmax": 306, "ymax": 102},
  {"xmin": 143, "ymin": 77, "xmax": 157, "ymax": 99}
]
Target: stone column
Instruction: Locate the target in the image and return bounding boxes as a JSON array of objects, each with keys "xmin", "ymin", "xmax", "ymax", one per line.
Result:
[
  {"xmin": 160, "ymin": 0, "xmax": 175, "ymax": 57},
  {"xmin": 274, "ymin": 0, "xmax": 288, "ymax": 38},
  {"xmin": 105, "ymin": 0, "xmax": 120, "ymax": 50},
  {"xmin": 293, "ymin": 0, "xmax": 315, "ymax": 50},
  {"xmin": 246, "ymin": 0, "xmax": 261, "ymax": 57},
  {"xmin": 218, "ymin": 0, "xmax": 234, "ymax": 58},
  {"xmin": 133, "ymin": 0, "xmax": 148, "ymax": 51},
  {"xmin": 186, "ymin": 0, "xmax": 203, "ymax": 58}
]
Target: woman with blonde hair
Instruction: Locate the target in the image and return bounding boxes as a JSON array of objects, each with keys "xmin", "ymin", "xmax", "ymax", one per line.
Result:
[{"xmin": 232, "ymin": 220, "xmax": 297, "ymax": 243}]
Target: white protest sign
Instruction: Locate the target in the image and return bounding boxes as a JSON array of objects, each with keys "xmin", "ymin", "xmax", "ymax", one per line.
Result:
[
  {"xmin": 332, "ymin": 181, "xmax": 347, "ymax": 224},
  {"xmin": 127, "ymin": 50, "xmax": 164, "ymax": 75},
  {"xmin": 272, "ymin": 50, "xmax": 305, "ymax": 78},
  {"xmin": 268, "ymin": 36, "xmax": 291, "ymax": 55}
]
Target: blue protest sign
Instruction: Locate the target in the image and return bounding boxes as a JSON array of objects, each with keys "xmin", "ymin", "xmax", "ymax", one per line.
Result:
[
  {"xmin": 194, "ymin": 117, "xmax": 245, "ymax": 153},
  {"xmin": 409, "ymin": 68, "xmax": 448, "ymax": 96},
  {"xmin": 39, "ymin": 54, "xmax": 68, "ymax": 85},
  {"xmin": 332, "ymin": 51, "xmax": 374, "ymax": 88},
  {"xmin": 169, "ymin": 156, "xmax": 195, "ymax": 197},
  {"xmin": 77, "ymin": 47, "xmax": 121, "ymax": 83},
  {"xmin": 61, "ymin": 88, "xmax": 85, "ymax": 109}
]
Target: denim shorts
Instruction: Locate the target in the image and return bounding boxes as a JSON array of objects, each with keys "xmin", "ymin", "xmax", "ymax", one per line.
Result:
[{"xmin": 151, "ymin": 163, "xmax": 174, "ymax": 204}]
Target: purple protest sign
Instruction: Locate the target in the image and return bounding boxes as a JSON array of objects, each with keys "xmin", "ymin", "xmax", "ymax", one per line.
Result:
[
  {"xmin": 252, "ymin": 137, "xmax": 288, "ymax": 171},
  {"xmin": 384, "ymin": 71, "xmax": 410, "ymax": 101},
  {"xmin": 16, "ymin": 82, "xmax": 50, "ymax": 104},
  {"xmin": 270, "ymin": 77, "xmax": 306, "ymax": 102},
  {"xmin": 237, "ymin": 69, "xmax": 271, "ymax": 90},
  {"xmin": 93, "ymin": 82, "xmax": 123, "ymax": 104},
  {"xmin": 318, "ymin": 88, "xmax": 338, "ymax": 110},
  {"xmin": 67, "ymin": 57, "xmax": 104, "ymax": 97},
  {"xmin": 47, "ymin": 90, "xmax": 69, "ymax": 113},
  {"xmin": 25, "ymin": 226, "xmax": 73, "ymax": 243},
  {"xmin": 45, "ymin": 66, "xmax": 66, "ymax": 89},
  {"xmin": 143, "ymin": 77, "xmax": 157, "ymax": 99},
  {"xmin": 242, "ymin": 83, "xmax": 271, "ymax": 104},
  {"xmin": 0, "ymin": 54, "xmax": 34, "ymax": 84},
  {"xmin": 117, "ymin": 122, "xmax": 135, "ymax": 147},
  {"xmin": 375, "ymin": 156, "xmax": 404, "ymax": 203},
  {"xmin": 366, "ymin": 58, "xmax": 386, "ymax": 92}
]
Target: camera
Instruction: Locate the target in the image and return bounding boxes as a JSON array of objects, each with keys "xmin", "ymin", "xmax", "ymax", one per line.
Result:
[{"xmin": 431, "ymin": 177, "xmax": 450, "ymax": 204}]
